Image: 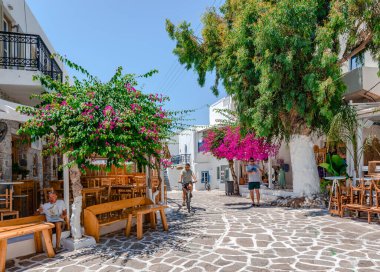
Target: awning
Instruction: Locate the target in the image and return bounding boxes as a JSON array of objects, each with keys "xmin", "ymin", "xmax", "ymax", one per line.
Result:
[{"xmin": 0, "ymin": 98, "xmax": 30, "ymax": 123}]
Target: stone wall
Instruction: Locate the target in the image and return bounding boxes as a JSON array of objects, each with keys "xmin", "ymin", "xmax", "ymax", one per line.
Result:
[
  {"xmin": 0, "ymin": 119, "xmax": 43, "ymax": 183},
  {"xmin": 0, "ymin": 119, "xmax": 14, "ymax": 180}
]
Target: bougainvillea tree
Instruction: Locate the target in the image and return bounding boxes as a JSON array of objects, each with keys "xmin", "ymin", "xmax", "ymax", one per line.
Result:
[
  {"xmin": 202, "ymin": 126, "xmax": 277, "ymax": 194},
  {"xmin": 17, "ymin": 57, "xmax": 180, "ymax": 240}
]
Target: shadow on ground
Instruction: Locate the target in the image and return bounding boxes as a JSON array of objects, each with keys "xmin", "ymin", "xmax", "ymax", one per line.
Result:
[{"xmin": 7, "ymin": 198, "xmax": 211, "ymax": 271}]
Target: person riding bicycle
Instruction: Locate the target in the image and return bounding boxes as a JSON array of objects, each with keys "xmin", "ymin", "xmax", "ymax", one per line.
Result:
[{"xmin": 178, "ymin": 163, "xmax": 197, "ymax": 206}]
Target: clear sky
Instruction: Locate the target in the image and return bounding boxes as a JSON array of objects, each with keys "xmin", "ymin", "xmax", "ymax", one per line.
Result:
[{"xmin": 26, "ymin": 0, "xmax": 226, "ymax": 125}]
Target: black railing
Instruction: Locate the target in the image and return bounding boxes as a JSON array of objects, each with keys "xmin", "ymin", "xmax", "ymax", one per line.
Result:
[
  {"xmin": 171, "ymin": 154, "xmax": 191, "ymax": 165},
  {"xmin": 0, "ymin": 31, "xmax": 62, "ymax": 81}
]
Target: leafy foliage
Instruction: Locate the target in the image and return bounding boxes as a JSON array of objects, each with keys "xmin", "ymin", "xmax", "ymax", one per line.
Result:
[
  {"xmin": 17, "ymin": 57, "xmax": 184, "ymax": 171},
  {"xmin": 166, "ymin": 0, "xmax": 380, "ymax": 141},
  {"xmin": 319, "ymin": 154, "xmax": 346, "ymax": 176}
]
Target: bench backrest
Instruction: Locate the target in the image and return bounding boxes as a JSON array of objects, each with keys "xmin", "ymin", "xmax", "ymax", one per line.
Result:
[
  {"xmin": 85, "ymin": 197, "xmax": 154, "ymax": 216},
  {"xmin": 0, "ymin": 215, "xmax": 46, "ymax": 228}
]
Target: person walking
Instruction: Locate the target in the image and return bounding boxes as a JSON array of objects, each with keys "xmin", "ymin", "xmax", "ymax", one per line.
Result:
[{"xmin": 246, "ymin": 158, "xmax": 263, "ymax": 207}]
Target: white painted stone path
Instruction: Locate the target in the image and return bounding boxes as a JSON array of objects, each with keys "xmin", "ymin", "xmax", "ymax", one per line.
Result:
[{"xmin": 6, "ymin": 191, "xmax": 380, "ymax": 271}]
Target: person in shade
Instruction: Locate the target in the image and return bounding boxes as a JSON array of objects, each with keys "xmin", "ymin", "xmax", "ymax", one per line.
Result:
[{"xmin": 38, "ymin": 190, "xmax": 67, "ymax": 252}]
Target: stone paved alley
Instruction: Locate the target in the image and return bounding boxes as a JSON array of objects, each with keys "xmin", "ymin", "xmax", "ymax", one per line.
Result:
[{"xmin": 7, "ymin": 191, "xmax": 380, "ymax": 272}]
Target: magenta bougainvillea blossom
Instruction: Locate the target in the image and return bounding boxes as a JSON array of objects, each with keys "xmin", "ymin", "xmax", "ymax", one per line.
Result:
[
  {"xmin": 202, "ymin": 126, "xmax": 277, "ymax": 161},
  {"xmin": 17, "ymin": 58, "xmax": 180, "ymax": 171}
]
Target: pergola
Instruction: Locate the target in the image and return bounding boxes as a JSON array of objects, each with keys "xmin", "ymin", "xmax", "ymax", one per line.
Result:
[{"xmin": 349, "ymin": 101, "xmax": 380, "ymax": 177}]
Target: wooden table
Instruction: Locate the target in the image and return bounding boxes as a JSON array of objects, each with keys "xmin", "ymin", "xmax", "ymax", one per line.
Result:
[{"xmin": 82, "ymin": 188, "xmax": 105, "ymax": 208}]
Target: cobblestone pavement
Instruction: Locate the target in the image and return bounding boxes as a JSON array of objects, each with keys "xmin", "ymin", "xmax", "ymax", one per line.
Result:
[{"xmin": 7, "ymin": 191, "xmax": 380, "ymax": 272}]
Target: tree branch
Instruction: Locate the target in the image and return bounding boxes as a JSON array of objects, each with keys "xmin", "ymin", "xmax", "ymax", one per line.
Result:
[{"xmin": 338, "ymin": 32, "xmax": 373, "ymax": 65}]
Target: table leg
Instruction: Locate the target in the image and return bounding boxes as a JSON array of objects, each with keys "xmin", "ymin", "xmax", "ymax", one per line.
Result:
[
  {"xmin": 0, "ymin": 239, "xmax": 7, "ymax": 272},
  {"xmin": 125, "ymin": 213, "xmax": 132, "ymax": 237},
  {"xmin": 159, "ymin": 209, "xmax": 168, "ymax": 231},
  {"xmin": 33, "ymin": 232, "xmax": 43, "ymax": 253},
  {"xmin": 41, "ymin": 229, "xmax": 55, "ymax": 257},
  {"xmin": 150, "ymin": 212, "xmax": 156, "ymax": 230},
  {"xmin": 137, "ymin": 214, "xmax": 143, "ymax": 240}
]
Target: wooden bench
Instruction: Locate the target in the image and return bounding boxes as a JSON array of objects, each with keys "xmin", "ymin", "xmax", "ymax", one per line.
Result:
[
  {"xmin": 0, "ymin": 215, "xmax": 55, "ymax": 272},
  {"xmin": 84, "ymin": 197, "xmax": 168, "ymax": 242}
]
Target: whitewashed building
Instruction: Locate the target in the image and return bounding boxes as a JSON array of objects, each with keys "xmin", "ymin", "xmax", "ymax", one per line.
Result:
[
  {"xmin": 0, "ymin": 0, "xmax": 67, "ymax": 184},
  {"xmin": 167, "ymin": 97, "xmax": 235, "ymax": 191}
]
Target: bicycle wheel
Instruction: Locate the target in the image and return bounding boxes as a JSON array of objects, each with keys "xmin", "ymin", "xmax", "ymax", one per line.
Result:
[{"xmin": 186, "ymin": 191, "xmax": 191, "ymax": 213}]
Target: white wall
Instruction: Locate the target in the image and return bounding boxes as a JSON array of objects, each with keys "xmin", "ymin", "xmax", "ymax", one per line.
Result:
[
  {"xmin": 167, "ymin": 135, "xmax": 179, "ymax": 157},
  {"xmin": 209, "ymin": 96, "xmax": 234, "ymax": 126}
]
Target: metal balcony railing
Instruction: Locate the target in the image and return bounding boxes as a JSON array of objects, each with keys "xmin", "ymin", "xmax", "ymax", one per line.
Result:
[
  {"xmin": 171, "ymin": 154, "xmax": 191, "ymax": 165},
  {"xmin": 0, "ymin": 31, "xmax": 62, "ymax": 81}
]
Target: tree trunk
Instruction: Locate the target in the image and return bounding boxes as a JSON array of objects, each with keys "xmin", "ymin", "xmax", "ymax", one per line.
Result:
[
  {"xmin": 69, "ymin": 164, "xmax": 83, "ymax": 240},
  {"xmin": 289, "ymin": 135, "xmax": 320, "ymax": 197},
  {"xmin": 228, "ymin": 160, "xmax": 239, "ymax": 195}
]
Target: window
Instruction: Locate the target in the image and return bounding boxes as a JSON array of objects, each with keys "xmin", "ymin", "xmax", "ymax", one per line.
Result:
[
  {"xmin": 217, "ymin": 166, "xmax": 220, "ymax": 180},
  {"xmin": 201, "ymin": 171, "xmax": 209, "ymax": 183},
  {"xmin": 350, "ymin": 54, "xmax": 364, "ymax": 71},
  {"xmin": 225, "ymin": 168, "xmax": 230, "ymax": 181},
  {"xmin": 198, "ymin": 140, "xmax": 204, "ymax": 152},
  {"xmin": 198, "ymin": 133, "xmax": 204, "ymax": 152}
]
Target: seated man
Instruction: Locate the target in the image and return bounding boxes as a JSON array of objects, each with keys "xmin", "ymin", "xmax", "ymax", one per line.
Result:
[{"xmin": 38, "ymin": 190, "xmax": 67, "ymax": 252}]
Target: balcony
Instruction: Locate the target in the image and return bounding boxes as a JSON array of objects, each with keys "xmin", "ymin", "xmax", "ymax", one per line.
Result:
[
  {"xmin": 342, "ymin": 67, "xmax": 380, "ymax": 102},
  {"xmin": 171, "ymin": 154, "xmax": 191, "ymax": 165},
  {"xmin": 0, "ymin": 31, "xmax": 62, "ymax": 82}
]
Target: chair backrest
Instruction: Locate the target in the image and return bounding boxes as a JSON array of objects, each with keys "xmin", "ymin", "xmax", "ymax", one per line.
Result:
[
  {"xmin": 85, "ymin": 197, "xmax": 152, "ymax": 216},
  {"xmin": 0, "ymin": 215, "xmax": 45, "ymax": 228},
  {"xmin": 133, "ymin": 176, "xmax": 146, "ymax": 186},
  {"xmin": 0, "ymin": 189, "xmax": 12, "ymax": 211}
]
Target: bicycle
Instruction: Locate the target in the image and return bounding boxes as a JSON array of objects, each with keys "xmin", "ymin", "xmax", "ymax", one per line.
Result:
[
  {"xmin": 180, "ymin": 181, "xmax": 197, "ymax": 213},
  {"xmin": 183, "ymin": 183, "xmax": 192, "ymax": 213}
]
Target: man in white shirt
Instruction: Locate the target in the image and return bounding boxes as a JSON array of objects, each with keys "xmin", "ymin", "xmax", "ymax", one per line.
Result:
[{"xmin": 38, "ymin": 190, "xmax": 67, "ymax": 252}]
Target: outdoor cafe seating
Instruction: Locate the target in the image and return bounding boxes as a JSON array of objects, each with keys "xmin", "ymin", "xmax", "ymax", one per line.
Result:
[{"xmin": 328, "ymin": 160, "xmax": 380, "ymax": 223}]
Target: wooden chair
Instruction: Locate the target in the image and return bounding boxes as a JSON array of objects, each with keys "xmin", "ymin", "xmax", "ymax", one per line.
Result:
[
  {"xmin": 100, "ymin": 179, "xmax": 112, "ymax": 203},
  {"xmin": 341, "ymin": 178, "xmax": 371, "ymax": 219},
  {"xmin": 368, "ymin": 161, "xmax": 380, "ymax": 175},
  {"xmin": 132, "ymin": 176, "xmax": 147, "ymax": 197},
  {"xmin": 368, "ymin": 179, "xmax": 380, "ymax": 223},
  {"xmin": 0, "ymin": 189, "xmax": 19, "ymax": 221}
]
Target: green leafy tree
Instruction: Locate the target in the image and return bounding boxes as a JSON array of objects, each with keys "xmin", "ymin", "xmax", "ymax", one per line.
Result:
[
  {"xmin": 18, "ymin": 57, "xmax": 181, "ymax": 239},
  {"xmin": 166, "ymin": 0, "xmax": 380, "ymax": 196}
]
